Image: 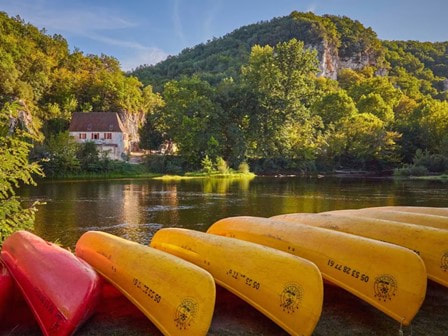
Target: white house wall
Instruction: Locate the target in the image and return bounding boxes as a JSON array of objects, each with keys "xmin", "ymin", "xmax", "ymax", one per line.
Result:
[{"xmin": 69, "ymin": 131, "xmax": 130, "ymax": 160}]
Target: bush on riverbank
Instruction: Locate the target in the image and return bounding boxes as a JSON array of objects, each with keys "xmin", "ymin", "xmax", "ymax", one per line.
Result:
[{"xmin": 394, "ymin": 150, "xmax": 448, "ymax": 177}]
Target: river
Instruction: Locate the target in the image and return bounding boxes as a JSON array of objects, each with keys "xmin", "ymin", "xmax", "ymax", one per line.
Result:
[
  {"xmin": 21, "ymin": 176, "xmax": 448, "ymax": 248},
  {"xmin": 17, "ymin": 176, "xmax": 448, "ymax": 336}
]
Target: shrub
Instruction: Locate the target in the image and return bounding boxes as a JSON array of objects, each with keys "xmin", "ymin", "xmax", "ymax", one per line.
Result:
[
  {"xmin": 394, "ymin": 164, "xmax": 428, "ymax": 177},
  {"xmin": 413, "ymin": 149, "xmax": 448, "ymax": 173},
  {"xmin": 238, "ymin": 162, "xmax": 250, "ymax": 174},
  {"xmin": 215, "ymin": 156, "xmax": 229, "ymax": 174},
  {"xmin": 201, "ymin": 155, "xmax": 214, "ymax": 174}
]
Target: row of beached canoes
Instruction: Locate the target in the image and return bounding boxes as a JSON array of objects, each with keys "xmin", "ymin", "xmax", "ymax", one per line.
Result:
[{"xmin": 0, "ymin": 205, "xmax": 447, "ymax": 335}]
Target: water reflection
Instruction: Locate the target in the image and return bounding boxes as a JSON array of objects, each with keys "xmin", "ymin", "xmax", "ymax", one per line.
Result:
[{"xmin": 19, "ymin": 177, "xmax": 448, "ymax": 248}]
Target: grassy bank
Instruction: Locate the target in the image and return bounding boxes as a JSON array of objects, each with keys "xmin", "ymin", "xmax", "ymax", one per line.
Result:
[
  {"xmin": 154, "ymin": 172, "xmax": 256, "ymax": 181},
  {"xmin": 410, "ymin": 174, "xmax": 448, "ymax": 181},
  {"xmin": 43, "ymin": 163, "xmax": 162, "ymax": 180},
  {"xmin": 43, "ymin": 162, "xmax": 256, "ymax": 181}
]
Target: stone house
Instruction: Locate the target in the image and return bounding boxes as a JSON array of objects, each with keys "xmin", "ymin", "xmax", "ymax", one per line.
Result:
[{"xmin": 68, "ymin": 112, "xmax": 130, "ymax": 160}]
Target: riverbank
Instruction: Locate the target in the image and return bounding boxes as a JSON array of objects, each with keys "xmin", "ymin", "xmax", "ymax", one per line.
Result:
[
  {"xmin": 154, "ymin": 172, "xmax": 256, "ymax": 181},
  {"xmin": 42, "ymin": 164, "xmax": 256, "ymax": 181},
  {"xmin": 411, "ymin": 174, "xmax": 448, "ymax": 181}
]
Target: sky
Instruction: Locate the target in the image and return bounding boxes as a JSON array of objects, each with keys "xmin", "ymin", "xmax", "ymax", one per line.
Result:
[{"xmin": 1, "ymin": 0, "xmax": 447, "ymax": 71}]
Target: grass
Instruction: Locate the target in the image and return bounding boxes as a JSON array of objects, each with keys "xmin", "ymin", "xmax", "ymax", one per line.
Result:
[
  {"xmin": 410, "ymin": 174, "xmax": 448, "ymax": 181},
  {"xmin": 44, "ymin": 163, "xmax": 161, "ymax": 180},
  {"xmin": 153, "ymin": 172, "xmax": 256, "ymax": 181},
  {"xmin": 44, "ymin": 163, "xmax": 256, "ymax": 182}
]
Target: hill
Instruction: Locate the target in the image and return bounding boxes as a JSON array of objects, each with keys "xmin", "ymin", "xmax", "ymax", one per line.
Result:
[{"xmin": 132, "ymin": 12, "xmax": 448, "ymax": 96}]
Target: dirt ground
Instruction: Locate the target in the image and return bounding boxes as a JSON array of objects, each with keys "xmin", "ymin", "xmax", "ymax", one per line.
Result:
[{"xmin": 2, "ymin": 281, "xmax": 447, "ymax": 336}]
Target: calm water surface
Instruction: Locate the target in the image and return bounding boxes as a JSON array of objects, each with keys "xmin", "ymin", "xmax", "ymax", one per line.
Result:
[{"xmin": 20, "ymin": 176, "xmax": 448, "ymax": 248}]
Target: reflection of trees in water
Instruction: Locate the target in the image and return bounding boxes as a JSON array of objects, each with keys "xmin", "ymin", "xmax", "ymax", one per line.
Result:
[
  {"xmin": 201, "ymin": 177, "xmax": 254, "ymax": 194},
  {"xmin": 24, "ymin": 177, "xmax": 448, "ymax": 248}
]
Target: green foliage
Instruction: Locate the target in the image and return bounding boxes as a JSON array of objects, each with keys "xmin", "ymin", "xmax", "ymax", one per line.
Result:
[
  {"xmin": 242, "ymin": 39, "xmax": 320, "ymax": 158},
  {"xmin": 215, "ymin": 157, "xmax": 229, "ymax": 174},
  {"xmin": 412, "ymin": 149, "xmax": 448, "ymax": 173},
  {"xmin": 77, "ymin": 142, "xmax": 100, "ymax": 171},
  {"xmin": 41, "ymin": 131, "xmax": 80, "ymax": 176},
  {"xmin": 357, "ymin": 93, "xmax": 394, "ymax": 124},
  {"xmin": 238, "ymin": 162, "xmax": 250, "ymax": 174},
  {"xmin": 201, "ymin": 155, "xmax": 214, "ymax": 174},
  {"xmin": 0, "ymin": 102, "xmax": 43, "ymax": 245},
  {"xmin": 131, "ymin": 12, "xmax": 383, "ymax": 90},
  {"xmin": 145, "ymin": 155, "xmax": 192, "ymax": 174},
  {"xmin": 325, "ymin": 113, "xmax": 400, "ymax": 169},
  {"xmin": 393, "ymin": 164, "xmax": 429, "ymax": 177},
  {"xmin": 312, "ymin": 90, "xmax": 357, "ymax": 126}
]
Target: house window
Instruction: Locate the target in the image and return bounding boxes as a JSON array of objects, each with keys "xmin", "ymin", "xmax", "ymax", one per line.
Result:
[
  {"xmin": 91, "ymin": 133, "xmax": 99, "ymax": 140},
  {"xmin": 79, "ymin": 133, "xmax": 86, "ymax": 139},
  {"xmin": 104, "ymin": 133, "xmax": 112, "ymax": 139}
]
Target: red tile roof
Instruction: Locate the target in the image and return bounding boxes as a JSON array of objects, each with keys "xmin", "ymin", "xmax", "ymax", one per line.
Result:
[{"xmin": 68, "ymin": 112, "xmax": 127, "ymax": 133}]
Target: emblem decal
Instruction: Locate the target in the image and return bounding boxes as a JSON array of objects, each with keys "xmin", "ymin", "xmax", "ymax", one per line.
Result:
[
  {"xmin": 280, "ymin": 283, "xmax": 303, "ymax": 314},
  {"xmin": 441, "ymin": 251, "xmax": 448, "ymax": 272},
  {"xmin": 174, "ymin": 298, "xmax": 197, "ymax": 330},
  {"xmin": 374, "ymin": 275, "xmax": 397, "ymax": 302}
]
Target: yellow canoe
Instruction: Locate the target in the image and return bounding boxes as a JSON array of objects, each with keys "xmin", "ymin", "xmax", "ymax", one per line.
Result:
[
  {"xmin": 208, "ymin": 216, "xmax": 427, "ymax": 326},
  {"xmin": 367, "ymin": 206, "xmax": 448, "ymax": 218},
  {"xmin": 75, "ymin": 231, "xmax": 215, "ymax": 336},
  {"xmin": 272, "ymin": 212, "xmax": 448, "ymax": 288},
  {"xmin": 327, "ymin": 208, "xmax": 448, "ymax": 230},
  {"xmin": 151, "ymin": 228, "xmax": 323, "ymax": 336}
]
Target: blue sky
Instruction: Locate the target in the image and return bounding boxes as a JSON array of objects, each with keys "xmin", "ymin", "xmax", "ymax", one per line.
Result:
[{"xmin": 1, "ymin": 0, "xmax": 447, "ymax": 71}]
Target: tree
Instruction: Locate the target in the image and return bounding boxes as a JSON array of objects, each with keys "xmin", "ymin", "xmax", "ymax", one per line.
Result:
[
  {"xmin": 312, "ymin": 90, "xmax": 357, "ymax": 127},
  {"xmin": 160, "ymin": 76, "xmax": 221, "ymax": 163},
  {"xmin": 0, "ymin": 102, "xmax": 43, "ymax": 245},
  {"xmin": 419, "ymin": 99, "xmax": 448, "ymax": 153},
  {"xmin": 357, "ymin": 93, "xmax": 394, "ymax": 124},
  {"xmin": 325, "ymin": 113, "xmax": 400, "ymax": 169},
  {"xmin": 242, "ymin": 39, "xmax": 320, "ymax": 158},
  {"xmin": 41, "ymin": 131, "xmax": 80, "ymax": 177}
]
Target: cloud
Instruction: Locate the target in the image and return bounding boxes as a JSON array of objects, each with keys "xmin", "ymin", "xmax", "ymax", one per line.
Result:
[
  {"xmin": 121, "ymin": 48, "xmax": 169, "ymax": 72},
  {"xmin": 0, "ymin": 1, "xmax": 136, "ymax": 34},
  {"xmin": 203, "ymin": 0, "xmax": 222, "ymax": 41},
  {"xmin": 306, "ymin": 2, "xmax": 318, "ymax": 13},
  {"xmin": 172, "ymin": 0, "xmax": 187, "ymax": 45}
]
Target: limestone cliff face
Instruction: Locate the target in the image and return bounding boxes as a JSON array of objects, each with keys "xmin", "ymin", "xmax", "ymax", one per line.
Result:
[
  {"xmin": 7, "ymin": 99, "xmax": 35, "ymax": 135},
  {"xmin": 311, "ymin": 41, "xmax": 383, "ymax": 80},
  {"xmin": 118, "ymin": 110, "xmax": 145, "ymax": 149}
]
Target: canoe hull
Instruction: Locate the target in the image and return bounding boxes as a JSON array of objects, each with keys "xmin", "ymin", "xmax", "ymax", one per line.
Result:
[
  {"xmin": 76, "ymin": 231, "xmax": 215, "ymax": 336},
  {"xmin": 272, "ymin": 212, "xmax": 448, "ymax": 288},
  {"xmin": 151, "ymin": 228, "xmax": 323, "ymax": 336},
  {"xmin": 0, "ymin": 259, "xmax": 13, "ymax": 323},
  {"xmin": 328, "ymin": 208, "xmax": 448, "ymax": 230},
  {"xmin": 1, "ymin": 231, "xmax": 100, "ymax": 336},
  {"xmin": 208, "ymin": 216, "xmax": 427, "ymax": 326}
]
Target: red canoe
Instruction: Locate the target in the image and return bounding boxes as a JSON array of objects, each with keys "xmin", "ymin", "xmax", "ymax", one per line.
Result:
[
  {"xmin": 0, "ymin": 259, "xmax": 14, "ymax": 323},
  {"xmin": 1, "ymin": 231, "xmax": 101, "ymax": 336}
]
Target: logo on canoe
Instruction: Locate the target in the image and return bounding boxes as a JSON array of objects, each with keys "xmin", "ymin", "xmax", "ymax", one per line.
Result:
[
  {"xmin": 174, "ymin": 298, "xmax": 197, "ymax": 330},
  {"xmin": 374, "ymin": 275, "xmax": 397, "ymax": 302},
  {"xmin": 441, "ymin": 251, "xmax": 448, "ymax": 272},
  {"xmin": 280, "ymin": 283, "xmax": 303, "ymax": 314}
]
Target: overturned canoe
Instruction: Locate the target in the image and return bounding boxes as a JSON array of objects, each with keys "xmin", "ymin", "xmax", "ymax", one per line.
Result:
[
  {"xmin": 0, "ymin": 259, "xmax": 14, "ymax": 324},
  {"xmin": 328, "ymin": 208, "xmax": 448, "ymax": 230},
  {"xmin": 366, "ymin": 206, "xmax": 448, "ymax": 218},
  {"xmin": 76, "ymin": 231, "xmax": 215, "ymax": 336},
  {"xmin": 1, "ymin": 231, "xmax": 100, "ymax": 336},
  {"xmin": 272, "ymin": 212, "xmax": 448, "ymax": 288},
  {"xmin": 208, "ymin": 217, "xmax": 427, "ymax": 326},
  {"xmin": 151, "ymin": 228, "xmax": 323, "ymax": 336}
]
